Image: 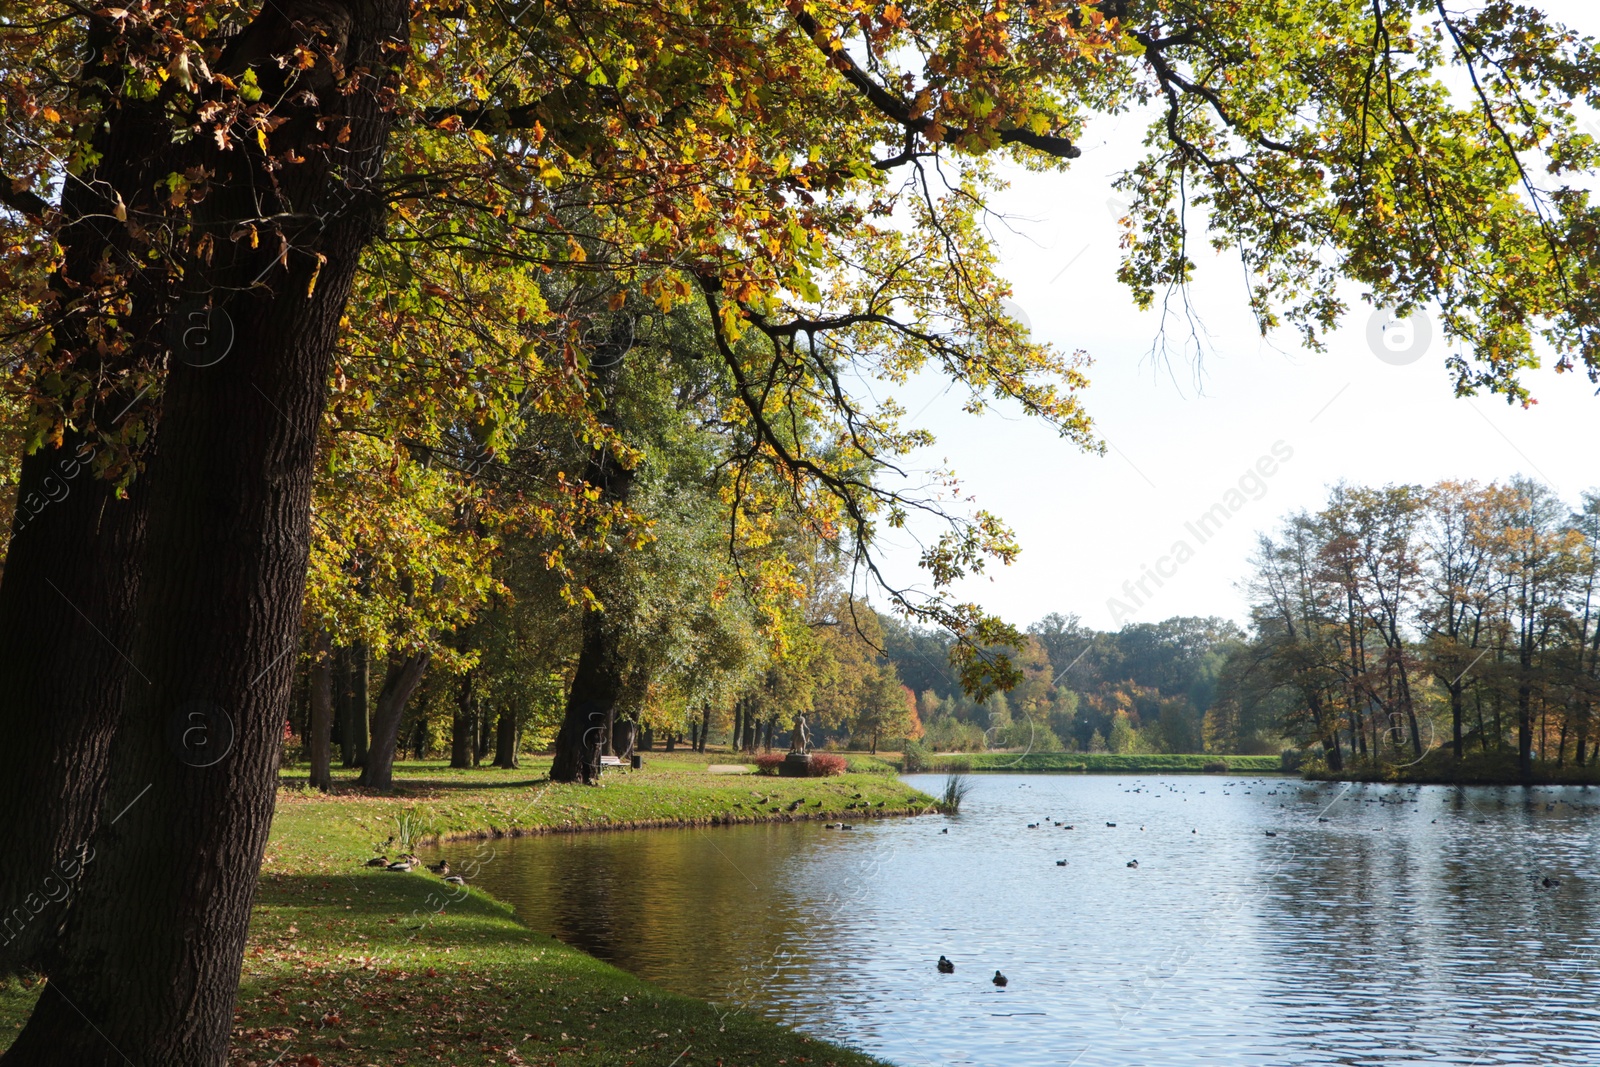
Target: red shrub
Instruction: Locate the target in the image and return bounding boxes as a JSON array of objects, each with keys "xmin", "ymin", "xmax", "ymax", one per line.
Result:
[
  {"xmin": 806, "ymin": 752, "xmax": 846, "ymax": 777},
  {"xmin": 753, "ymin": 753, "xmax": 786, "ymax": 776}
]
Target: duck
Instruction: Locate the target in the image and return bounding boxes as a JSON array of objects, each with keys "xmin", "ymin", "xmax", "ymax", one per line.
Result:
[
  {"xmin": 941, "ymin": 828, "xmax": 949, "ymax": 834},
  {"xmin": 1264, "ymin": 831, "xmax": 1277, "ymax": 837},
  {"xmin": 443, "ymin": 874, "xmax": 466, "ymax": 886},
  {"xmin": 427, "ymin": 859, "xmax": 451, "ymax": 875},
  {"xmin": 992, "ymin": 971, "xmax": 1008, "ymax": 987},
  {"xmin": 1105, "ymin": 822, "xmax": 1117, "ymax": 827},
  {"xmin": 1056, "ymin": 859, "xmax": 1068, "ymax": 866},
  {"xmin": 386, "ymin": 856, "xmax": 418, "ymax": 872},
  {"xmin": 937, "ymin": 956, "xmax": 955, "ymax": 974},
  {"xmin": 1126, "ymin": 860, "xmax": 1139, "ymax": 869},
  {"xmin": 1542, "ymin": 876, "xmax": 1561, "ymax": 889},
  {"xmin": 364, "ymin": 856, "xmax": 390, "ymax": 868}
]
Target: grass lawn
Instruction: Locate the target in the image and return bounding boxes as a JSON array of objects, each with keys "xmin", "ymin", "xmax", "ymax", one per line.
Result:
[
  {"xmin": 1, "ymin": 751, "xmax": 931, "ymax": 1065},
  {"xmin": 919, "ymin": 752, "xmax": 1285, "ymax": 774}
]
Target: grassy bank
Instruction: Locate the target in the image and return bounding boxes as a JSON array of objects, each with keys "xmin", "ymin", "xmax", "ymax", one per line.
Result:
[
  {"xmin": 2, "ymin": 753, "xmax": 930, "ymax": 1064},
  {"xmin": 1305, "ymin": 749, "xmax": 1600, "ymax": 786},
  {"xmin": 914, "ymin": 752, "xmax": 1284, "ymax": 774}
]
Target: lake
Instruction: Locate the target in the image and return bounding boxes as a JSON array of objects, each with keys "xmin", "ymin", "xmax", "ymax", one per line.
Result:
[{"xmin": 436, "ymin": 773, "xmax": 1600, "ymax": 1066}]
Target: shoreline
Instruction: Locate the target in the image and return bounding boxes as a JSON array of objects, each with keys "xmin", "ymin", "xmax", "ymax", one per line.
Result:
[
  {"xmin": 1306, "ymin": 771, "xmax": 1600, "ymax": 787},
  {"xmin": 2, "ymin": 757, "xmax": 928, "ymax": 1064},
  {"xmin": 417, "ymin": 800, "xmax": 936, "ymax": 845},
  {"xmin": 1302, "ymin": 750, "xmax": 1600, "ymax": 788}
]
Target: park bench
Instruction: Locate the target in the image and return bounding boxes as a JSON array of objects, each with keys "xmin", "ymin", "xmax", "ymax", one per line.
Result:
[{"xmin": 597, "ymin": 754, "xmax": 641, "ymax": 772}]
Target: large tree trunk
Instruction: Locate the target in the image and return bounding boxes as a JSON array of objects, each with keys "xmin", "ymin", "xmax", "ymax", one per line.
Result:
[
  {"xmin": 550, "ymin": 610, "xmax": 624, "ymax": 783},
  {"xmin": 544, "ymin": 327, "xmax": 635, "ymax": 784},
  {"xmin": 337, "ymin": 644, "xmax": 370, "ymax": 767},
  {"xmin": 611, "ymin": 714, "xmax": 637, "ymax": 758},
  {"xmin": 0, "ymin": 435, "xmax": 145, "ymax": 972},
  {"xmin": 0, "ymin": 12, "xmax": 172, "ymax": 966},
  {"xmin": 359, "ymin": 651, "xmax": 430, "ymax": 789},
  {"xmin": 308, "ymin": 632, "xmax": 334, "ymax": 792},
  {"xmin": 336, "ymin": 645, "xmax": 354, "ymax": 766},
  {"xmin": 1, "ymin": 4, "xmax": 407, "ymax": 1061},
  {"xmin": 451, "ymin": 671, "xmax": 476, "ymax": 769},
  {"xmin": 494, "ymin": 707, "xmax": 520, "ymax": 768},
  {"xmin": 476, "ymin": 703, "xmax": 493, "ymax": 764},
  {"xmin": 700, "ymin": 704, "xmax": 712, "ymax": 752}
]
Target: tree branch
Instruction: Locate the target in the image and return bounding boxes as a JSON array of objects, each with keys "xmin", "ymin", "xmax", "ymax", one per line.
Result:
[
  {"xmin": 791, "ymin": 10, "xmax": 1079, "ymax": 161},
  {"xmin": 0, "ymin": 177, "xmax": 53, "ymax": 220}
]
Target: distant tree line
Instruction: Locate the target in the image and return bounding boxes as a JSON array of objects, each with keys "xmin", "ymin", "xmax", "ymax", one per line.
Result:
[
  {"xmin": 1233, "ymin": 478, "xmax": 1600, "ymax": 776},
  {"xmin": 883, "ymin": 613, "xmax": 1249, "ymax": 756}
]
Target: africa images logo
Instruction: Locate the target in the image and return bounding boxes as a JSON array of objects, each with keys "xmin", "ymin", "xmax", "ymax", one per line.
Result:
[{"xmin": 1366, "ymin": 306, "xmax": 1431, "ymax": 366}]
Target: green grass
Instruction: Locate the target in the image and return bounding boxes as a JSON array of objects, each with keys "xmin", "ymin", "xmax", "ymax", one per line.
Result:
[
  {"xmin": 917, "ymin": 752, "xmax": 1285, "ymax": 774},
  {"xmin": 3, "ymin": 752, "xmax": 931, "ymax": 1063}
]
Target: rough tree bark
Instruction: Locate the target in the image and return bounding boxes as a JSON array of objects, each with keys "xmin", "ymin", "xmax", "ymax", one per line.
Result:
[
  {"xmin": 0, "ymin": 434, "xmax": 145, "ymax": 973},
  {"xmin": 550, "ymin": 609, "xmax": 627, "ymax": 783},
  {"xmin": 336, "ymin": 644, "xmax": 370, "ymax": 767},
  {"xmin": 0, "ymin": 3, "xmax": 407, "ymax": 1062},
  {"xmin": 359, "ymin": 651, "xmax": 431, "ymax": 789},
  {"xmin": 494, "ymin": 708, "xmax": 520, "ymax": 769},
  {"xmin": 0, "ymin": 12, "xmax": 174, "ymax": 969}
]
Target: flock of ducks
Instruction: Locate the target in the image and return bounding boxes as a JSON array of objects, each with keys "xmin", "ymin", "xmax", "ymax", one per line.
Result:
[
  {"xmin": 934, "ymin": 956, "xmax": 1008, "ymax": 987},
  {"xmin": 364, "ymin": 853, "xmax": 465, "ymax": 885},
  {"xmin": 993, "ymin": 779, "xmax": 1579, "ymax": 888}
]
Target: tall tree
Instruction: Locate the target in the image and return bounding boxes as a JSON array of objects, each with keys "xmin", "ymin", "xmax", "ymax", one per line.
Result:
[{"xmin": 6, "ymin": 0, "xmax": 1600, "ymax": 1055}]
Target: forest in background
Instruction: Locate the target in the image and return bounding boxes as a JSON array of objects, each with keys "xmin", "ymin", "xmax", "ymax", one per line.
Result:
[{"xmin": 294, "ymin": 473, "xmax": 1600, "ymax": 776}]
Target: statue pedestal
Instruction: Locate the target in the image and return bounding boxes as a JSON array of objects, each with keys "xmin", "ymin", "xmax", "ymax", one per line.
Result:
[{"xmin": 779, "ymin": 752, "xmax": 812, "ymax": 778}]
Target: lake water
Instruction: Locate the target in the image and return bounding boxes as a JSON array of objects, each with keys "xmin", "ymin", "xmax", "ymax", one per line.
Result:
[{"xmin": 438, "ymin": 774, "xmax": 1600, "ymax": 1066}]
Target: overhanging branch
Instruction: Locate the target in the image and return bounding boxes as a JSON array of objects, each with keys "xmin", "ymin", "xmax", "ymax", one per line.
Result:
[
  {"xmin": 791, "ymin": 10, "xmax": 1079, "ymax": 161},
  {"xmin": 0, "ymin": 177, "xmax": 53, "ymax": 220}
]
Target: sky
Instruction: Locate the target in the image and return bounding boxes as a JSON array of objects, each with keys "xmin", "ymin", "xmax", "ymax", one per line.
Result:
[{"xmin": 875, "ymin": 7, "xmax": 1600, "ymax": 634}]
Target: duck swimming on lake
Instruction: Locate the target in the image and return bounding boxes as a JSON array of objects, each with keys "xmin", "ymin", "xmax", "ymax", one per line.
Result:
[
  {"xmin": 1126, "ymin": 859, "xmax": 1139, "ymax": 869},
  {"xmin": 937, "ymin": 956, "xmax": 954, "ymax": 973},
  {"xmin": 992, "ymin": 971, "xmax": 1008, "ymax": 987}
]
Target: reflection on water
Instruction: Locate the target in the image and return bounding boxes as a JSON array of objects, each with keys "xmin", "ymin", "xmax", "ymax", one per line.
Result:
[{"xmin": 434, "ymin": 775, "xmax": 1600, "ymax": 1066}]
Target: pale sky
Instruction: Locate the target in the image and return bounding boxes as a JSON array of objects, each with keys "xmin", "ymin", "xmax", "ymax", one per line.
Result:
[{"xmin": 877, "ymin": 6, "xmax": 1599, "ymax": 633}]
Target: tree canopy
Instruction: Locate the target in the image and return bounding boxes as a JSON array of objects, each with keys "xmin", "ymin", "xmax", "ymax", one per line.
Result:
[{"xmin": 3, "ymin": 0, "xmax": 1600, "ymax": 1059}]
